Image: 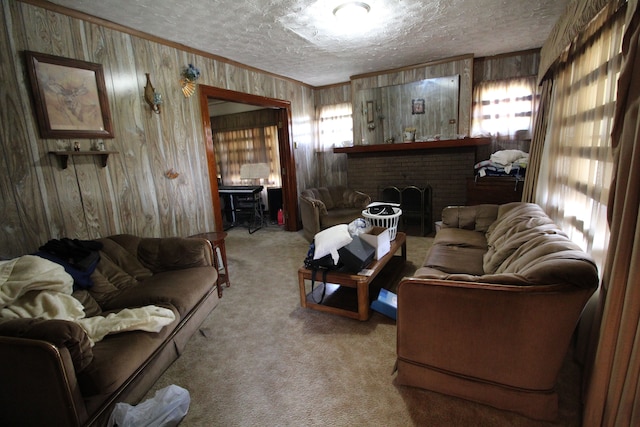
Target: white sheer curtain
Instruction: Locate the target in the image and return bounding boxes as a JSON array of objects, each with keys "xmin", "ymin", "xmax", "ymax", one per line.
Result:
[
  {"xmin": 314, "ymin": 102, "xmax": 352, "ymax": 186},
  {"xmin": 214, "ymin": 125, "xmax": 281, "ymax": 206},
  {"xmin": 535, "ymin": 5, "xmax": 625, "ymax": 273},
  {"xmin": 471, "ymin": 77, "xmax": 538, "ymax": 140},
  {"xmin": 317, "ymin": 102, "xmax": 353, "ymax": 149}
]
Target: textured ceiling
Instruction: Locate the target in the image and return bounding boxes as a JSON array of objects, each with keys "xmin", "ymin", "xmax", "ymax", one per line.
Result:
[{"xmin": 46, "ymin": 0, "xmax": 569, "ymax": 87}]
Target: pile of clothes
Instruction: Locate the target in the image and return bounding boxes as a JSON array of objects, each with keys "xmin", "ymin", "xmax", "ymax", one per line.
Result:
[{"xmin": 474, "ymin": 149, "xmax": 529, "ymax": 178}]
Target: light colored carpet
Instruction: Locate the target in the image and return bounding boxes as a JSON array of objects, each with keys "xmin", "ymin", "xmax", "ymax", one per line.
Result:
[{"xmin": 144, "ymin": 226, "xmax": 582, "ymax": 426}]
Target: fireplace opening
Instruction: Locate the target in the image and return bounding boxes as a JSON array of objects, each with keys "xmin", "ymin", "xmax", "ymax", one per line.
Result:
[{"xmin": 380, "ymin": 185, "xmax": 433, "ymax": 236}]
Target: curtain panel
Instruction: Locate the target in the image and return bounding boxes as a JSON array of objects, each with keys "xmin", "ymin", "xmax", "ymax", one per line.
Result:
[
  {"xmin": 535, "ymin": 2, "xmax": 625, "ymax": 272},
  {"xmin": 538, "ymin": 0, "xmax": 620, "ymax": 84},
  {"xmin": 583, "ymin": 1, "xmax": 640, "ymax": 425},
  {"xmin": 521, "ymin": 79, "xmax": 553, "ymax": 202},
  {"xmin": 313, "ymin": 102, "xmax": 352, "ymax": 187},
  {"xmin": 214, "ymin": 126, "xmax": 281, "ymax": 188}
]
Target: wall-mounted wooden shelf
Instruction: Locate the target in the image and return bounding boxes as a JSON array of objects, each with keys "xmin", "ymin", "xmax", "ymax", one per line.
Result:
[
  {"xmin": 333, "ymin": 137, "xmax": 491, "ymax": 154},
  {"xmin": 49, "ymin": 151, "xmax": 119, "ymax": 169}
]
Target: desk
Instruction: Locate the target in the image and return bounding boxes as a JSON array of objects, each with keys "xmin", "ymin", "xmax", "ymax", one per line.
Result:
[{"xmin": 219, "ymin": 185, "xmax": 265, "ymax": 233}]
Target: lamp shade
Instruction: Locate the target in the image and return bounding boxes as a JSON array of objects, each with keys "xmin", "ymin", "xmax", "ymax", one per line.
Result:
[{"xmin": 240, "ymin": 163, "xmax": 270, "ymax": 180}]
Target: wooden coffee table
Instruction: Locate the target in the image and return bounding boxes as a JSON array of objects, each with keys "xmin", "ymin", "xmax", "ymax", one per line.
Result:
[{"xmin": 298, "ymin": 232, "xmax": 406, "ymax": 320}]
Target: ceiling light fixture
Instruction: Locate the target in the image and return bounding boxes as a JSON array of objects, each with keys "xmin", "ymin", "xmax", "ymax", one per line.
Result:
[{"xmin": 332, "ymin": 2, "xmax": 371, "ymax": 20}]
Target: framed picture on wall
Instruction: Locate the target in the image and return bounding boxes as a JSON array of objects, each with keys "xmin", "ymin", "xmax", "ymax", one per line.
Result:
[
  {"xmin": 25, "ymin": 51, "xmax": 114, "ymax": 139},
  {"xmin": 366, "ymin": 100, "xmax": 375, "ymax": 123},
  {"xmin": 412, "ymin": 98, "xmax": 425, "ymax": 115}
]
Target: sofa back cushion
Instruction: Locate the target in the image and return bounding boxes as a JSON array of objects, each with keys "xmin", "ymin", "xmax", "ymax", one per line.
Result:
[
  {"xmin": 482, "ymin": 203, "xmax": 598, "ymax": 288},
  {"xmin": 441, "ymin": 204, "xmax": 498, "ymax": 232},
  {"xmin": 328, "ymin": 186, "xmax": 352, "ymax": 208},
  {"xmin": 484, "ymin": 203, "xmax": 556, "ymax": 272},
  {"xmin": 301, "ymin": 187, "xmax": 335, "ymax": 210},
  {"xmin": 89, "ymin": 237, "xmax": 153, "ymax": 306},
  {"xmin": 138, "ymin": 237, "xmax": 213, "ymax": 273}
]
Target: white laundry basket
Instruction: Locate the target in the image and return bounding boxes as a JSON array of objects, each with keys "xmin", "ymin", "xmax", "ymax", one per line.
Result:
[{"xmin": 362, "ymin": 207, "xmax": 402, "ymax": 240}]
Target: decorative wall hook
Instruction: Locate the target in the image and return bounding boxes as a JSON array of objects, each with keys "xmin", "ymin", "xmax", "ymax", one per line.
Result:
[
  {"xmin": 180, "ymin": 64, "xmax": 200, "ymax": 98},
  {"xmin": 144, "ymin": 73, "xmax": 162, "ymax": 114}
]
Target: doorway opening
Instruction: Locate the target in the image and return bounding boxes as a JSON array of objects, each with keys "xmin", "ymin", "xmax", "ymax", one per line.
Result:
[{"xmin": 198, "ymin": 85, "xmax": 299, "ymax": 232}]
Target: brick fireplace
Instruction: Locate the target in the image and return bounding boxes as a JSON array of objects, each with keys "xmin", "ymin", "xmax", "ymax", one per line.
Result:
[{"xmin": 335, "ymin": 138, "xmax": 490, "ymax": 233}]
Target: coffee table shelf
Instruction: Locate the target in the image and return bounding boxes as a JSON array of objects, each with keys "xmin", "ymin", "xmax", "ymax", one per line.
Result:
[{"xmin": 298, "ymin": 232, "xmax": 406, "ymax": 320}]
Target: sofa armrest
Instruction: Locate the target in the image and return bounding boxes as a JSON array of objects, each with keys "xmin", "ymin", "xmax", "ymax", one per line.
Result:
[
  {"xmin": 0, "ymin": 318, "xmax": 93, "ymax": 372},
  {"xmin": 0, "ymin": 335, "xmax": 88, "ymax": 426},
  {"xmin": 440, "ymin": 204, "xmax": 499, "ymax": 232},
  {"xmin": 302, "ymin": 196, "xmax": 328, "ymax": 215},
  {"xmin": 137, "ymin": 237, "xmax": 214, "ymax": 273},
  {"xmin": 396, "ymin": 277, "xmax": 594, "ymax": 391},
  {"xmin": 300, "ymin": 196, "xmax": 325, "ymax": 241}
]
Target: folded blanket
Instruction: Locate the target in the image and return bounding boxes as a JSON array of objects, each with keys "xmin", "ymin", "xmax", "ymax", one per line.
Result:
[
  {"xmin": 0, "ymin": 255, "xmax": 175, "ymax": 345},
  {"xmin": 490, "ymin": 149, "xmax": 529, "ymax": 166},
  {"xmin": 0, "ymin": 255, "xmax": 73, "ymax": 307}
]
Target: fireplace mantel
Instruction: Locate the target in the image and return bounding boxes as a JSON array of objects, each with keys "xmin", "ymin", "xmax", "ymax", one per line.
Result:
[{"xmin": 333, "ymin": 137, "xmax": 491, "ymax": 155}]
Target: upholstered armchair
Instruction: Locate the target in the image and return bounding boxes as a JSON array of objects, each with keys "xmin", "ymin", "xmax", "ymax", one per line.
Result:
[{"xmin": 300, "ymin": 186, "xmax": 371, "ymax": 241}]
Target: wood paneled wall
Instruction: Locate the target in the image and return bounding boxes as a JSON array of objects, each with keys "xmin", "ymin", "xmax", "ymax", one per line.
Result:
[
  {"xmin": 0, "ymin": 0, "xmax": 543, "ymax": 257},
  {"xmin": 473, "ymin": 49, "xmax": 540, "ymax": 83},
  {"xmin": 0, "ymin": 0, "xmax": 315, "ymax": 257},
  {"xmin": 350, "ymin": 55, "xmax": 474, "ymax": 146},
  {"xmin": 312, "ymin": 50, "xmax": 540, "ymax": 202}
]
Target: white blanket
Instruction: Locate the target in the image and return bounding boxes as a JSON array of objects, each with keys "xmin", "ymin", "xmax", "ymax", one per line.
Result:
[{"xmin": 0, "ymin": 255, "xmax": 175, "ymax": 345}]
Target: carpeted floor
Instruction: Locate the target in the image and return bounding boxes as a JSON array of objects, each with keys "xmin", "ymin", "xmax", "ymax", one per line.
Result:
[{"xmin": 144, "ymin": 226, "xmax": 582, "ymax": 426}]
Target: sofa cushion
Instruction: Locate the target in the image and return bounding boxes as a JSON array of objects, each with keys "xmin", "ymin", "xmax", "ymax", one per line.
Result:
[
  {"xmin": 98, "ymin": 237, "xmax": 152, "ymax": 281},
  {"xmin": 72, "ymin": 290, "xmax": 103, "ymax": 317},
  {"xmin": 329, "ymin": 186, "xmax": 349, "ymax": 208},
  {"xmin": 77, "ymin": 307, "xmax": 178, "ymax": 396},
  {"xmin": 483, "ymin": 203, "xmax": 559, "ymax": 274},
  {"xmin": 320, "ymin": 208, "xmax": 364, "ymax": 229},
  {"xmin": 100, "ymin": 267, "xmax": 217, "ymax": 316},
  {"xmin": 137, "ymin": 237, "xmax": 214, "ymax": 273},
  {"xmin": 441, "ymin": 204, "xmax": 498, "ymax": 232},
  {"xmin": 317, "ymin": 187, "xmax": 335, "ymax": 210},
  {"xmin": 421, "ymin": 245, "xmax": 486, "ymax": 276},
  {"xmin": 433, "ymin": 228, "xmax": 487, "ymax": 249}
]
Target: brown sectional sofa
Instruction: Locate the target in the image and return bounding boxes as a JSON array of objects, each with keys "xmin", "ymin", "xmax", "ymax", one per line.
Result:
[
  {"xmin": 0, "ymin": 234, "xmax": 220, "ymax": 426},
  {"xmin": 396, "ymin": 202, "xmax": 599, "ymax": 421},
  {"xmin": 300, "ymin": 185, "xmax": 371, "ymax": 241}
]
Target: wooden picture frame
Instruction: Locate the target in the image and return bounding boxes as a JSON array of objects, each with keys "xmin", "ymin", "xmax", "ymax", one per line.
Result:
[
  {"xmin": 25, "ymin": 51, "xmax": 114, "ymax": 139},
  {"xmin": 366, "ymin": 100, "xmax": 375, "ymax": 123},
  {"xmin": 412, "ymin": 98, "xmax": 425, "ymax": 115}
]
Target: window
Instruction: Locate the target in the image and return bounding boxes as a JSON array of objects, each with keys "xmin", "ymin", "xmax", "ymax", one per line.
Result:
[
  {"xmin": 471, "ymin": 77, "xmax": 538, "ymax": 140},
  {"xmin": 317, "ymin": 102, "xmax": 353, "ymax": 149},
  {"xmin": 214, "ymin": 126, "xmax": 281, "ymax": 188}
]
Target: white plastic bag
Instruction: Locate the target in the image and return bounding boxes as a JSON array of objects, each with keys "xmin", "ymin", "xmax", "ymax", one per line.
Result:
[
  {"xmin": 108, "ymin": 385, "xmax": 190, "ymax": 427},
  {"xmin": 348, "ymin": 217, "xmax": 371, "ymax": 237}
]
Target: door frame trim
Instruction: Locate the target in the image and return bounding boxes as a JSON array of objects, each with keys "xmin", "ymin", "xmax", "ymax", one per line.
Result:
[{"xmin": 198, "ymin": 85, "xmax": 299, "ymax": 232}]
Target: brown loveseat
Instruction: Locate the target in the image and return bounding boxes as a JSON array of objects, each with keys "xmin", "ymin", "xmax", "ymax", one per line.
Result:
[
  {"xmin": 395, "ymin": 202, "xmax": 599, "ymax": 421},
  {"xmin": 0, "ymin": 234, "xmax": 220, "ymax": 426},
  {"xmin": 300, "ymin": 186, "xmax": 371, "ymax": 241}
]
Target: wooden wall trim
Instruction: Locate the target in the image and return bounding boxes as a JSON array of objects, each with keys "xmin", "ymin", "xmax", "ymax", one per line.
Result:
[
  {"xmin": 349, "ymin": 53, "xmax": 474, "ymax": 81},
  {"xmin": 198, "ymin": 85, "xmax": 299, "ymax": 232}
]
